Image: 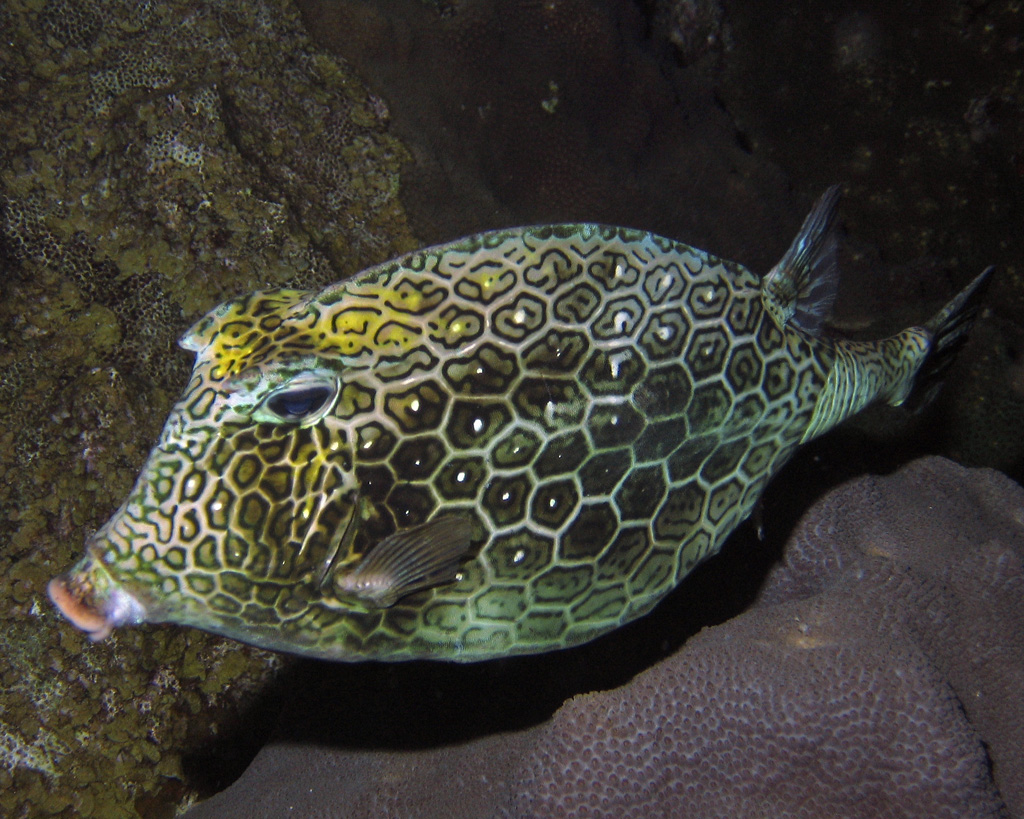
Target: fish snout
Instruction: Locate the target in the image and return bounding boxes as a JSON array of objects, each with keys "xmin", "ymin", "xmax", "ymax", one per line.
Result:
[{"xmin": 47, "ymin": 564, "xmax": 146, "ymax": 641}]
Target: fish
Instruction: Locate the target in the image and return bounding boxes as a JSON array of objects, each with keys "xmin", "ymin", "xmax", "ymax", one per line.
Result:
[{"xmin": 48, "ymin": 187, "xmax": 990, "ymax": 661}]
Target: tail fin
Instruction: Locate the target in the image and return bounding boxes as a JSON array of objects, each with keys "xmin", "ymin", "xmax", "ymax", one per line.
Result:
[{"xmin": 907, "ymin": 266, "xmax": 994, "ymax": 409}]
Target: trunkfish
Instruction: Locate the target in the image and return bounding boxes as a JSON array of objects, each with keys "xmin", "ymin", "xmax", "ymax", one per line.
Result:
[{"xmin": 48, "ymin": 187, "xmax": 990, "ymax": 660}]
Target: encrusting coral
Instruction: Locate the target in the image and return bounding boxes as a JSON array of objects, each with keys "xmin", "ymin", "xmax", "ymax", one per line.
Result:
[{"xmin": 0, "ymin": 0, "xmax": 415, "ymax": 815}]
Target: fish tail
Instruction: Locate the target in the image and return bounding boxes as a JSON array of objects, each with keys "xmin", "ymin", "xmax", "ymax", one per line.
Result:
[
  {"xmin": 801, "ymin": 267, "xmax": 993, "ymax": 442},
  {"xmin": 896, "ymin": 265, "xmax": 994, "ymax": 409}
]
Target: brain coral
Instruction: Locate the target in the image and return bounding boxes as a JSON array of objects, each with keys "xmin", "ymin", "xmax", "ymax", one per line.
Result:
[{"xmin": 184, "ymin": 456, "xmax": 1022, "ymax": 818}]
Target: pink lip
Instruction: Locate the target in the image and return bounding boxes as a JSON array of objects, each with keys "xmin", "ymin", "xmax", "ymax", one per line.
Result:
[{"xmin": 47, "ymin": 576, "xmax": 115, "ymax": 641}]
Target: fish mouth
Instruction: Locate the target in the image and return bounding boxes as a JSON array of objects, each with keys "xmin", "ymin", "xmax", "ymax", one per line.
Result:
[{"xmin": 47, "ymin": 561, "xmax": 147, "ymax": 641}]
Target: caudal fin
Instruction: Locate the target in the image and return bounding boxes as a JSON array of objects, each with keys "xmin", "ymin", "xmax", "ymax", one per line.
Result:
[{"xmin": 907, "ymin": 266, "xmax": 994, "ymax": 408}]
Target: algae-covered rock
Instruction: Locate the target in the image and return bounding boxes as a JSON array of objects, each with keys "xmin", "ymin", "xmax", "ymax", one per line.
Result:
[{"xmin": 0, "ymin": 0, "xmax": 416, "ymax": 815}]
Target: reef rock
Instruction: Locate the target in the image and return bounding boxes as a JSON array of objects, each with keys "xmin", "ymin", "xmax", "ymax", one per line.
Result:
[{"xmin": 185, "ymin": 456, "xmax": 1023, "ymax": 818}]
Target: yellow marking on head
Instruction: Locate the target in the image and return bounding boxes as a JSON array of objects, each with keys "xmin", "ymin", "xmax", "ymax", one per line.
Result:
[
  {"xmin": 205, "ymin": 336, "xmax": 263, "ymax": 380},
  {"xmin": 318, "ymin": 286, "xmax": 430, "ymax": 360},
  {"xmin": 374, "ymin": 321, "xmax": 421, "ymax": 353},
  {"xmin": 393, "ymin": 289, "xmax": 422, "ymax": 312}
]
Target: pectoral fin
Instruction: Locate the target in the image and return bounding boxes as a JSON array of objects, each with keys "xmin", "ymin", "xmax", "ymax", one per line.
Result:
[{"xmin": 333, "ymin": 516, "xmax": 474, "ymax": 607}]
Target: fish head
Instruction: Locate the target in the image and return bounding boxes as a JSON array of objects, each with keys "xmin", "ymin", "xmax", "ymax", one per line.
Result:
[{"xmin": 49, "ymin": 287, "xmax": 390, "ymax": 647}]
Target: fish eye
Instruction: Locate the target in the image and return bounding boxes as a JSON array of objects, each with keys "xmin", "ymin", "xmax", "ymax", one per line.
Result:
[
  {"xmin": 268, "ymin": 386, "xmax": 332, "ymax": 419},
  {"xmin": 261, "ymin": 377, "xmax": 338, "ymax": 424}
]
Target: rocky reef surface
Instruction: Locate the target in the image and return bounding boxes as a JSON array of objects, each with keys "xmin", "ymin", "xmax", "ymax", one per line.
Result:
[{"xmin": 0, "ymin": 0, "xmax": 412, "ymax": 814}]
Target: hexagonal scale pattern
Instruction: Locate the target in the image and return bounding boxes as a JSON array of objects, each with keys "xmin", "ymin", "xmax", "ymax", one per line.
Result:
[{"xmin": 63, "ymin": 220, "xmax": 841, "ymax": 663}]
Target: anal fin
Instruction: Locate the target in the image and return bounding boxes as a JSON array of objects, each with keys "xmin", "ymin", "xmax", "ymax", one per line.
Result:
[{"xmin": 332, "ymin": 516, "xmax": 474, "ymax": 608}]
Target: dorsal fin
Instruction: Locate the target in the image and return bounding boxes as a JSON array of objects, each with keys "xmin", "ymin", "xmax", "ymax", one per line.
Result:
[
  {"xmin": 761, "ymin": 186, "xmax": 841, "ymax": 334},
  {"xmin": 332, "ymin": 516, "xmax": 474, "ymax": 608}
]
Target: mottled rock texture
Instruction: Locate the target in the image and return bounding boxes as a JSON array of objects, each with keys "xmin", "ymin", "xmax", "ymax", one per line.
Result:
[
  {"xmin": 0, "ymin": 0, "xmax": 409, "ymax": 813},
  {"xmin": 185, "ymin": 456, "xmax": 1024, "ymax": 818}
]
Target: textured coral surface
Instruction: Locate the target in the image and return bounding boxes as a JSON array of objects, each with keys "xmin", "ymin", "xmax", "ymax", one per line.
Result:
[
  {"xmin": 185, "ymin": 457, "xmax": 1022, "ymax": 818},
  {"xmin": 0, "ymin": 0, "xmax": 414, "ymax": 815}
]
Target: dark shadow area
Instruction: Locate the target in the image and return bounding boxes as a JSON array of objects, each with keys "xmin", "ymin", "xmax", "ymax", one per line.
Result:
[{"xmin": 294, "ymin": 0, "xmax": 798, "ymax": 268}]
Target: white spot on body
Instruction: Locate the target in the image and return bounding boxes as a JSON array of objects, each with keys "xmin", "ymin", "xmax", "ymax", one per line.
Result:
[
  {"xmin": 512, "ymin": 548, "xmax": 526, "ymax": 564},
  {"xmin": 472, "ymin": 417, "xmax": 484, "ymax": 434},
  {"xmin": 608, "ymin": 350, "xmax": 631, "ymax": 379},
  {"xmin": 544, "ymin": 400, "xmax": 557, "ymax": 425}
]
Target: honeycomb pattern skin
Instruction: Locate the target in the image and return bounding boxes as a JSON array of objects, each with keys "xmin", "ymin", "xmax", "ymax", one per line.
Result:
[{"xmin": 52, "ymin": 223, "xmax": 929, "ymax": 661}]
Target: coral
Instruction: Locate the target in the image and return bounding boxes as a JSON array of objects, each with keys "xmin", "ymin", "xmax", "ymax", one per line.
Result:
[
  {"xmin": 37, "ymin": 0, "xmax": 111, "ymax": 51},
  {"xmin": 0, "ymin": 0, "xmax": 417, "ymax": 815},
  {"xmin": 0, "ymin": 722, "xmax": 66, "ymax": 779},
  {"xmin": 87, "ymin": 51, "xmax": 174, "ymax": 116},
  {"xmin": 1, "ymin": 0, "xmax": 416, "ymax": 388},
  {"xmin": 183, "ymin": 457, "xmax": 1022, "ymax": 818}
]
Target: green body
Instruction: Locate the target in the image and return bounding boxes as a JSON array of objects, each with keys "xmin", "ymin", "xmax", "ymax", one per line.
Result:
[{"xmin": 51, "ymin": 205, "xmax": 958, "ymax": 661}]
